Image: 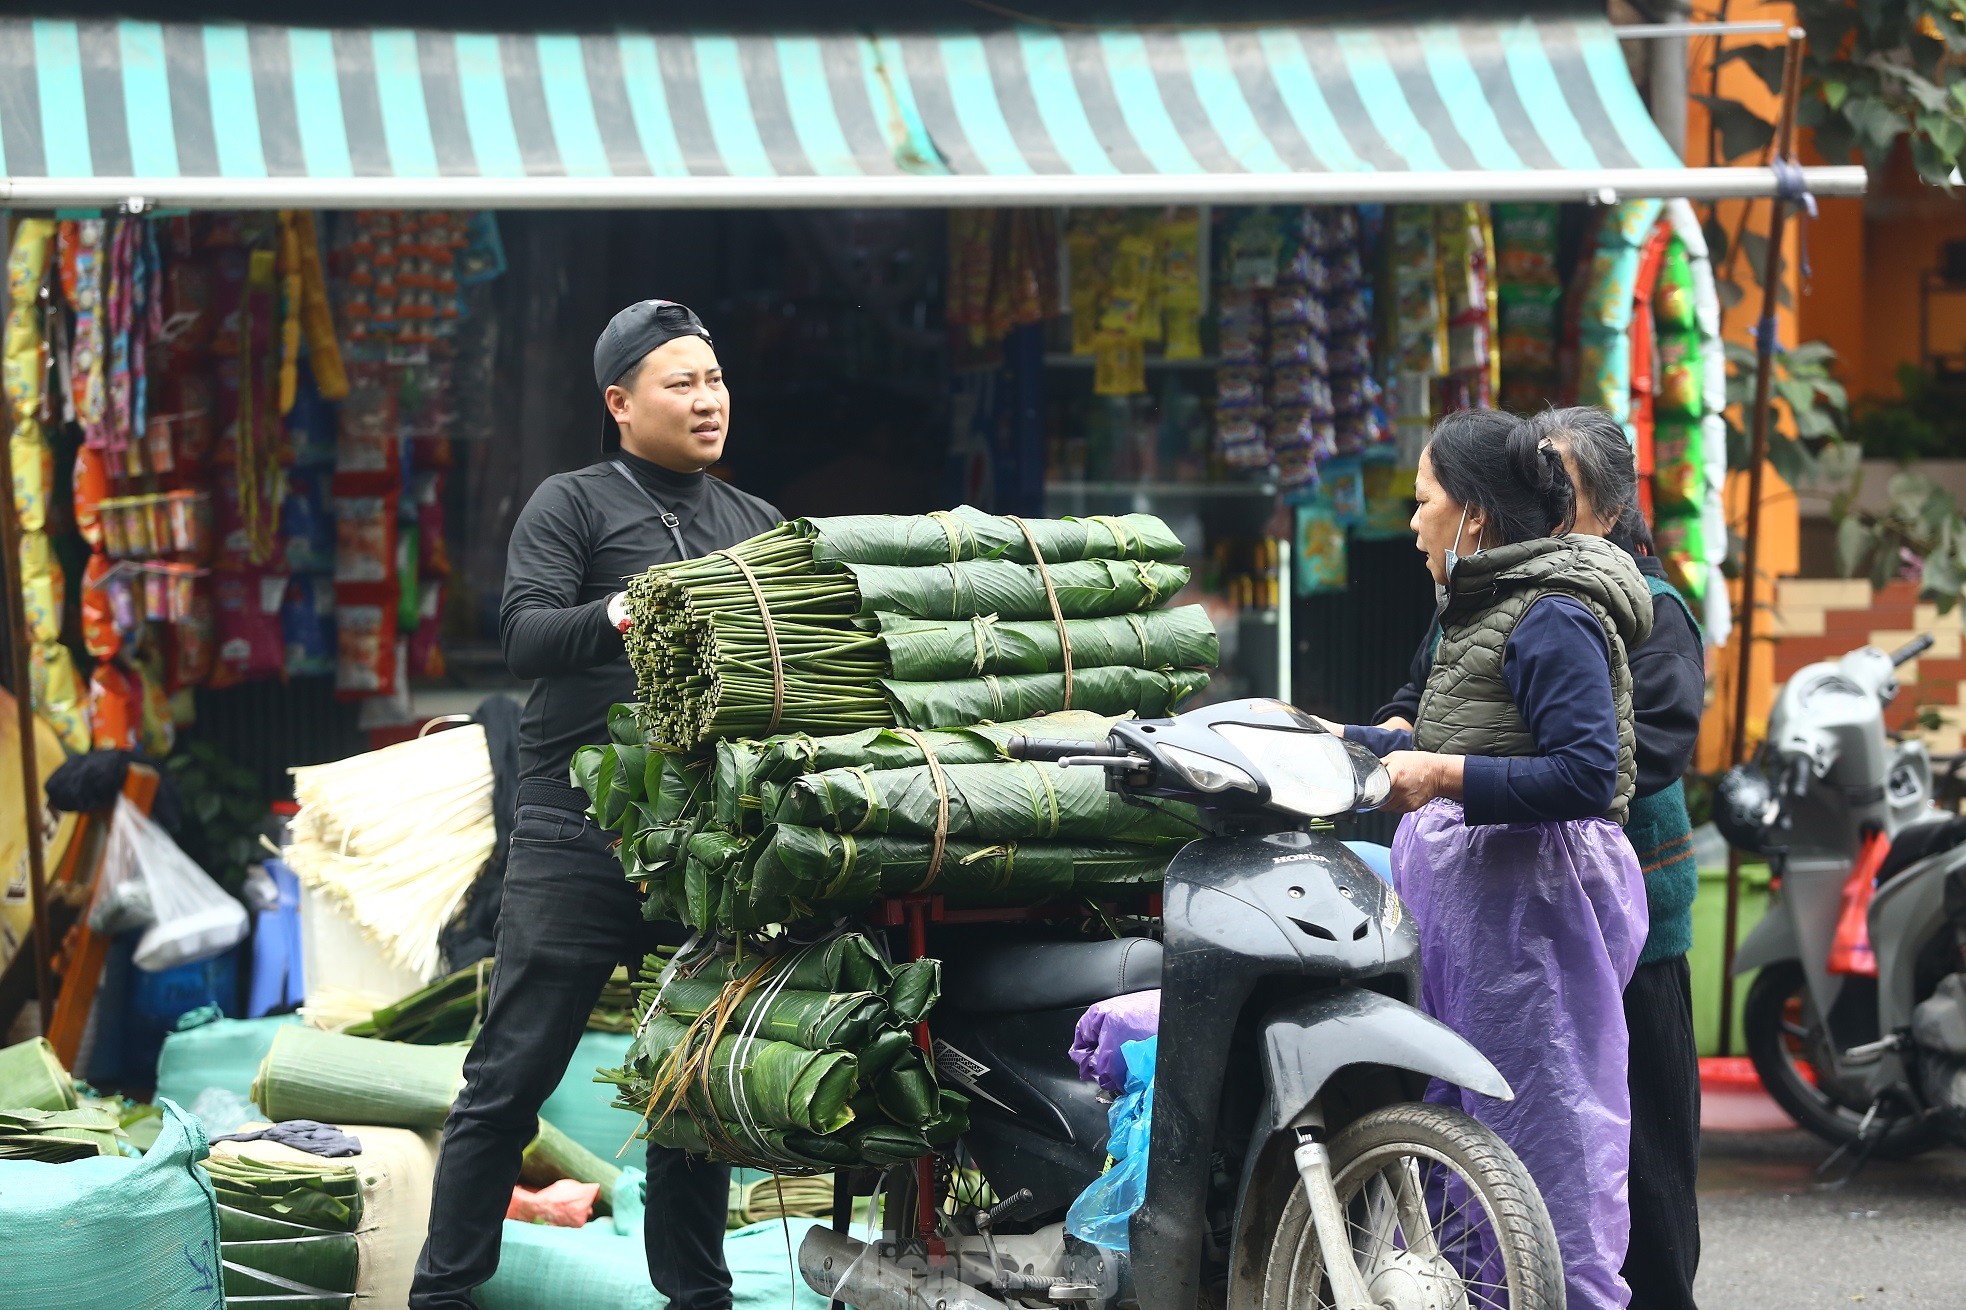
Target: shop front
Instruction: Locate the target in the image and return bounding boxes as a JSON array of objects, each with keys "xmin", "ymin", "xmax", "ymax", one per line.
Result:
[{"xmin": 0, "ymin": 11, "xmax": 1863, "ymax": 981}]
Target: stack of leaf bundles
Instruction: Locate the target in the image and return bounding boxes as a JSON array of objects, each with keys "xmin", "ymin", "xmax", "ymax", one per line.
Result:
[
  {"xmin": 204, "ymin": 1152, "xmax": 363, "ymax": 1307},
  {"xmin": 602, "ymin": 934, "xmax": 962, "ymax": 1173},
  {"xmin": 577, "ymin": 711, "xmax": 1199, "ymax": 934},
  {"xmin": 621, "ymin": 507, "xmax": 1215, "ymax": 749}
]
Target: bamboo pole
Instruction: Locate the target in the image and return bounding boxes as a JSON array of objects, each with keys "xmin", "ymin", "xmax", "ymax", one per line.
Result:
[
  {"xmin": 1718, "ymin": 27, "xmax": 1807, "ymax": 1056},
  {"xmin": 0, "ymin": 376, "xmax": 56, "ymax": 1029}
]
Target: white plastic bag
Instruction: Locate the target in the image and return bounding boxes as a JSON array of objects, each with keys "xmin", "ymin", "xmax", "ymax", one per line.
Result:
[
  {"xmin": 89, "ymin": 798, "xmax": 154, "ymax": 936},
  {"xmin": 102, "ymin": 797, "xmax": 250, "ymax": 972}
]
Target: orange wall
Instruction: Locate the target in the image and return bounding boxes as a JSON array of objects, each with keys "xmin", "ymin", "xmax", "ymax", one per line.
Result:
[{"xmin": 1855, "ymin": 148, "xmax": 1966, "ymax": 397}]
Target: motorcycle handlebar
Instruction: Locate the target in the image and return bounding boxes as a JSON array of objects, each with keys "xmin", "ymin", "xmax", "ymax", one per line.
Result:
[
  {"xmin": 1890, "ymin": 634, "xmax": 1935, "ymax": 667},
  {"xmin": 1004, "ymin": 736, "xmax": 1098, "ymax": 764}
]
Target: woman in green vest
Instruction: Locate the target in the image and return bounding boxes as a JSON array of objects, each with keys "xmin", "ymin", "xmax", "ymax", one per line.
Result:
[{"xmin": 1337, "ymin": 409, "xmax": 1653, "ymax": 1310}]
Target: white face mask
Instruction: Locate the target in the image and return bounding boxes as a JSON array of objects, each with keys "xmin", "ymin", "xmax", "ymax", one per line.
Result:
[{"xmin": 1434, "ymin": 507, "xmax": 1477, "ymax": 612}]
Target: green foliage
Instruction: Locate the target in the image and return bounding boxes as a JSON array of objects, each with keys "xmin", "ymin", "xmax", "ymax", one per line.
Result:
[
  {"xmin": 1709, "ymin": 2, "xmax": 1966, "ymax": 185},
  {"xmin": 164, "ymin": 740, "xmax": 267, "ymax": 896},
  {"xmin": 1850, "ymin": 363, "xmax": 1966, "ymax": 459},
  {"xmin": 1722, "ymin": 339, "xmax": 1853, "ymax": 485},
  {"xmin": 1833, "ymin": 468, "xmax": 1966, "ymax": 611}
]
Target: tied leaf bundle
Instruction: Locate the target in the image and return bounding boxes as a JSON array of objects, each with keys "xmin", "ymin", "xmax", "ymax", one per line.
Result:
[
  {"xmin": 0, "ymin": 1105, "xmax": 121, "ymax": 1161},
  {"xmin": 343, "ymin": 962, "xmax": 632, "ymax": 1042},
  {"xmin": 577, "ymin": 712, "xmax": 1192, "ymax": 936},
  {"xmin": 204, "ymin": 1153, "xmax": 366, "ymax": 1232},
  {"xmin": 619, "ymin": 508, "xmax": 1209, "ymax": 750},
  {"xmin": 601, "ymin": 935, "xmax": 965, "ymax": 1172}
]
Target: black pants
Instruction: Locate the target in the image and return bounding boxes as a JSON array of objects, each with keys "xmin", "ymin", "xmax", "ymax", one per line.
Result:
[
  {"xmin": 409, "ymin": 794, "xmax": 731, "ymax": 1310},
  {"xmin": 1620, "ymin": 955, "xmax": 1702, "ymax": 1310}
]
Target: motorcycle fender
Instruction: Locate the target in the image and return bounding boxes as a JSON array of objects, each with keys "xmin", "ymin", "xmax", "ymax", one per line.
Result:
[
  {"xmin": 1731, "ymin": 905, "xmax": 1801, "ymax": 975},
  {"xmin": 1221, "ymin": 992, "xmax": 1509, "ymax": 1310},
  {"xmin": 1258, "ymin": 988, "xmax": 1512, "ymax": 1135}
]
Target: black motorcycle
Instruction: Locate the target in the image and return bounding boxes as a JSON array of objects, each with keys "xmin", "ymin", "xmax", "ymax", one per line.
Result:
[{"xmin": 800, "ymin": 698, "xmax": 1562, "ymax": 1310}]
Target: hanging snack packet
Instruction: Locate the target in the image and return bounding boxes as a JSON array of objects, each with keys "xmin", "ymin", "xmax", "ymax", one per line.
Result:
[
  {"xmin": 335, "ymin": 586, "xmax": 399, "ymax": 698},
  {"xmin": 1657, "ymin": 334, "xmax": 1704, "ymax": 419},
  {"xmin": 210, "ymin": 569, "xmax": 289, "ymax": 687},
  {"xmin": 333, "ymin": 491, "xmax": 399, "ymax": 585},
  {"xmin": 90, "ymin": 662, "xmax": 141, "ymax": 752}
]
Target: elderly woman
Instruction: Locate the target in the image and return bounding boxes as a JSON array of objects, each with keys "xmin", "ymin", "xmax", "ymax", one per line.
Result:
[{"xmin": 1337, "ymin": 409, "xmax": 1653, "ymax": 1310}]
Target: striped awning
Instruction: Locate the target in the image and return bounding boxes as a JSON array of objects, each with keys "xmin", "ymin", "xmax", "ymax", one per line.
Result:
[{"xmin": 0, "ymin": 15, "xmax": 1864, "ymax": 208}]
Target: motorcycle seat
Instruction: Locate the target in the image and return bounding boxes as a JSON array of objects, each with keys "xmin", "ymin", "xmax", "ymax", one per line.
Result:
[{"xmin": 944, "ymin": 937, "xmax": 1162, "ymax": 1015}]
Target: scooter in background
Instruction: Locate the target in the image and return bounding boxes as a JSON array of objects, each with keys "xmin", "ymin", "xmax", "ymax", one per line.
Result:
[{"xmin": 1717, "ymin": 633, "xmax": 1966, "ymax": 1160}]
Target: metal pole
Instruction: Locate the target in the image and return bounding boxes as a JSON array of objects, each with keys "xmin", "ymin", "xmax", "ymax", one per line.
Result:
[
  {"xmin": 0, "ymin": 371, "xmax": 56, "ymax": 1029},
  {"xmin": 1718, "ymin": 28, "xmax": 1807, "ymax": 1056},
  {"xmin": 1648, "ymin": 1, "xmax": 1693, "ymax": 158}
]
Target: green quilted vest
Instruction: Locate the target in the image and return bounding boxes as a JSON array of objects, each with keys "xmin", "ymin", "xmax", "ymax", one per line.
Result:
[
  {"xmin": 1413, "ymin": 534, "xmax": 1654, "ymax": 823},
  {"xmin": 1626, "ymin": 575, "xmax": 1702, "ymax": 964}
]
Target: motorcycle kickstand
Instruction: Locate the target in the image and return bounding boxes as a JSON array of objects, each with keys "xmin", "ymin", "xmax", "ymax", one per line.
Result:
[
  {"xmin": 1290, "ymin": 1115, "xmax": 1376, "ymax": 1310},
  {"xmin": 1815, "ymin": 1098, "xmax": 1888, "ymax": 1190}
]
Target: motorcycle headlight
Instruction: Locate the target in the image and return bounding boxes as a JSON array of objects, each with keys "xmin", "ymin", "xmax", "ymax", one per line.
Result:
[
  {"xmin": 1215, "ymin": 725, "xmax": 1361, "ymax": 819},
  {"xmin": 1160, "ymin": 744, "xmax": 1258, "ymax": 794}
]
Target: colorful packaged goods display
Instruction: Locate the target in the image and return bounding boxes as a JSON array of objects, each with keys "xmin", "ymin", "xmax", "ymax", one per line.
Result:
[
  {"xmin": 1212, "ymin": 207, "xmax": 1382, "ymax": 490},
  {"xmin": 1494, "ymin": 204, "xmax": 1564, "ymax": 415},
  {"xmin": 1059, "ymin": 208, "xmax": 1203, "ymax": 395},
  {"xmin": 1571, "ymin": 199, "xmax": 1731, "ymax": 623},
  {"xmin": 0, "ymin": 209, "xmax": 495, "ymax": 757}
]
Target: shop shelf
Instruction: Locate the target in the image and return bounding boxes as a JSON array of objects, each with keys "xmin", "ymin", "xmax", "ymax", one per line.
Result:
[
  {"xmin": 1043, "ymin": 480, "xmax": 1279, "ymax": 499},
  {"xmin": 1043, "ymin": 353, "xmax": 1222, "ymax": 370}
]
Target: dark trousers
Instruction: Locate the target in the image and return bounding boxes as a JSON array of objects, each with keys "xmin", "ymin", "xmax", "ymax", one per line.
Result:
[
  {"xmin": 1620, "ymin": 955, "xmax": 1702, "ymax": 1310},
  {"xmin": 409, "ymin": 796, "xmax": 732, "ymax": 1310}
]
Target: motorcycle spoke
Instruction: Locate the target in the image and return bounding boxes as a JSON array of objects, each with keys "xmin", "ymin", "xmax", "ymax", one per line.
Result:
[
  {"xmin": 1391, "ymin": 1155, "xmax": 1441, "ymax": 1260},
  {"xmin": 1330, "ymin": 1154, "xmax": 1512, "ymax": 1309}
]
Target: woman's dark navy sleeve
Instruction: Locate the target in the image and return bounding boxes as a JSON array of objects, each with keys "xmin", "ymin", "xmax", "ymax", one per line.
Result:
[{"xmin": 1460, "ymin": 596, "xmax": 1622, "ymax": 825}]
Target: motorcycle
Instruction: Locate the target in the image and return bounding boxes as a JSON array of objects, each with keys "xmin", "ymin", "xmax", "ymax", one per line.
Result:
[
  {"xmin": 1718, "ymin": 633, "xmax": 1966, "ymax": 1158},
  {"xmin": 799, "ymin": 697, "xmax": 1564, "ymax": 1310}
]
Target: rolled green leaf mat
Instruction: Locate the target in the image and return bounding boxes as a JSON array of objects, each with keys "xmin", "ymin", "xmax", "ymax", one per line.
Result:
[{"xmin": 251, "ymin": 1028, "xmax": 466, "ymax": 1130}]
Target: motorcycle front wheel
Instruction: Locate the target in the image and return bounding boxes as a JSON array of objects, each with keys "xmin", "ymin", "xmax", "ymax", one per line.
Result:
[
  {"xmin": 1258, "ymin": 1103, "xmax": 1563, "ymax": 1310},
  {"xmin": 1743, "ymin": 961, "xmax": 1940, "ymax": 1159}
]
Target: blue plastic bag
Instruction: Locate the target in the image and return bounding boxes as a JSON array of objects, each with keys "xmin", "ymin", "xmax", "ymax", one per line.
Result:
[{"xmin": 1065, "ymin": 1036, "xmax": 1156, "ymax": 1252}]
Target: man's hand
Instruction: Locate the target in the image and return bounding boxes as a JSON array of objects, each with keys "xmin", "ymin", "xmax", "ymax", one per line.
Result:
[
  {"xmin": 1379, "ymin": 751, "xmax": 1464, "ymax": 814},
  {"xmin": 607, "ymin": 592, "xmax": 631, "ymax": 634},
  {"xmin": 1377, "ymin": 716, "xmax": 1414, "ymax": 733}
]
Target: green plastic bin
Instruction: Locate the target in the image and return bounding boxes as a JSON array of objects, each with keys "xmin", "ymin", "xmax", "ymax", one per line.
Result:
[{"xmin": 1688, "ymin": 858, "xmax": 1774, "ymax": 1056}]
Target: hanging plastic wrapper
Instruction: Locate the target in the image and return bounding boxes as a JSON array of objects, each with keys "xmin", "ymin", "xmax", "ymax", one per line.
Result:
[{"xmin": 1066, "ymin": 1036, "xmax": 1157, "ymax": 1252}]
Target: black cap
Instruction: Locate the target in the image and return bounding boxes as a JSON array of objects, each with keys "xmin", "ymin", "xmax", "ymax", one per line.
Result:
[{"xmin": 593, "ymin": 299, "xmax": 713, "ymax": 392}]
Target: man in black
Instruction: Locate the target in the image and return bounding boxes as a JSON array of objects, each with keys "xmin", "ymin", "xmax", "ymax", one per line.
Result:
[{"xmin": 411, "ymin": 301, "xmax": 780, "ymax": 1310}]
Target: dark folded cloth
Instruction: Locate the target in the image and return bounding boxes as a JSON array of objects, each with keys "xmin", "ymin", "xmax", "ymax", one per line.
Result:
[{"xmin": 215, "ymin": 1119, "xmax": 364, "ymax": 1158}]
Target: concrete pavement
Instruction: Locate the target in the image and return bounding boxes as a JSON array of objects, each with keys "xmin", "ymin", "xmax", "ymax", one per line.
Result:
[{"xmin": 1695, "ymin": 1129, "xmax": 1966, "ymax": 1306}]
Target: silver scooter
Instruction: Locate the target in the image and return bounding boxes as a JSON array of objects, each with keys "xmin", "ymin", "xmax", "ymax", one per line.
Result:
[{"xmin": 1718, "ymin": 633, "xmax": 1966, "ymax": 1158}]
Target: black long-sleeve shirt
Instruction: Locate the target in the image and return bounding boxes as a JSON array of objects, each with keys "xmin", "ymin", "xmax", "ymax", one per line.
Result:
[
  {"xmin": 1370, "ymin": 554, "xmax": 1706, "ymax": 801},
  {"xmin": 501, "ymin": 451, "xmax": 780, "ymax": 787}
]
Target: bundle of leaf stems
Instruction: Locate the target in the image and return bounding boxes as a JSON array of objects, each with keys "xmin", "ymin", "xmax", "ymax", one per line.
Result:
[{"xmin": 628, "ymin": 528, "xmax": 891, "ymax": 747}]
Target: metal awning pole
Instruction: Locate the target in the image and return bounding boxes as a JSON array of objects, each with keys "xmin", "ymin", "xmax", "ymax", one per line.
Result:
[
  {"xmin": 0, "ymin": 352, "xmax": 56, "ymax": 1029},
  {"xmin": 1718, "ymin": 26, "xmax": 1808, "ymax": 1057},
  {"xmin": 0, "ymin": 165, "xmax": 1870, "ymax": 213}
]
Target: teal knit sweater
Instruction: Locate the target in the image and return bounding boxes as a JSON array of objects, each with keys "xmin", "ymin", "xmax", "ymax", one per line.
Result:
[
  {"xmin": 1626, "ymin": 778, "xmax": 1697, "ymax": 965},
  {"xmin": 1626, "ymin": 576, "xmax": 1699, "ymax": 965}
]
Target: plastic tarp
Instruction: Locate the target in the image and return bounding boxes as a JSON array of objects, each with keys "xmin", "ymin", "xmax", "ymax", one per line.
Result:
[
  {"xmin": 0, "ymin": 1098, "xmax": 224, "ymax": 1310},
  {"xmin": 479, "ymin": 1171, "xmax": 831, "ymax": 1310},
  {"xmin": 1393, "ymin": 800, "xmax": 1648, "ymax": 1310},
  {"xmin": 799, "ymin": 507, "xmax": 1185, "ymax": 567}
]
